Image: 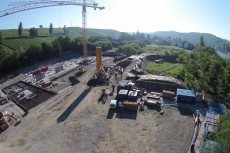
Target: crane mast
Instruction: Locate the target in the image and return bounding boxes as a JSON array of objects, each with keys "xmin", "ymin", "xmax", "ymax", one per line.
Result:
[
  {"xmin": 82, "ymin": 0, "xmax": 87, "ymax": 58},
  {"xmin": 0, "ymin": 0, "xmax": 105, "ymax": 58}
]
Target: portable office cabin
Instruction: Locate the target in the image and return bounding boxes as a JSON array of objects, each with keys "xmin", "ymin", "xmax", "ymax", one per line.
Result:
[
  {"xmin": 116, "ymin": 89, "xmax": 129, "ymax": 101},
  {"xmin": 128, "ymin": 90, "xmax": 138, "ymax": 101},
  {"xmin": 176, "ymin": 89, "xmax": 195, "ymax": 104},
  {"xmin": 117, "ymin": 80, "xmax": 129, "ymax": 93}
]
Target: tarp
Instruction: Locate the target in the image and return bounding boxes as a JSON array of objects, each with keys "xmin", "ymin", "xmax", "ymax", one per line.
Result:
[
  {"xmin": 200, "ymin": 140, "xmax": 222, "ymax": 153},
  {"xmin": 209, "ymin": 102, "xmax": 226, "ymax": 115}
]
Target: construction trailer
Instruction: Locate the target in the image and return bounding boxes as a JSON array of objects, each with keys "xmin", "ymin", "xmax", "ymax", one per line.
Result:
[
  {"xmin": 116, "ymin": 89, "xmax": 129, "ymax": 101},
  {"xmin": 127, "ymin": 90, "xmax": 138, "ymax": 101},
  {"xmin": 117, "ymin": 80, "xmax": 135, "ymax": 93},
  {"xmin": 176, "ymin": 88, "xmax": 196, "ymax": 104},
  {"xmin": 112, "ymin": 81, "xmax": 139, "ymax": 111}
]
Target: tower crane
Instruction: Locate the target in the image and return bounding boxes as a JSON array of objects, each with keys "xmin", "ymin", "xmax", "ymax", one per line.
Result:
[{"xmin": 0, "ymin": 0, "xmax": 105, "ymax": 58}]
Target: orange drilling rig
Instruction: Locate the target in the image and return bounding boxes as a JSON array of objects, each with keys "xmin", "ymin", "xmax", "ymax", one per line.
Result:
[{"xmin": 87, "ymin": 47, "xmax": 108, "ymax": 86}]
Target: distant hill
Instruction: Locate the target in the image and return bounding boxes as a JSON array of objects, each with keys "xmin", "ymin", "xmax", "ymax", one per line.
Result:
[
  {"xmin": 1, "ymin": 27, "xmax": 230, "ymax": 53},
  {"xmin": 151, "ymin": 31, "xmax": 230, "ymax": 51}
]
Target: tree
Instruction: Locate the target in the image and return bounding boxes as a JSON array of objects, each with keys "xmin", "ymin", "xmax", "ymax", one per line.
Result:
[
  {"xmin": 25, "ymin": 44, "xmax": 41, "ymax": 64},
  {"xmin": 18, "ymin": 22, "xmax": 23, "ymax": 37},
  {"xmin": 63, "ymin": 25, "xmax": 67, "ymax": 34},
  {"xmin": 39, "ymin": 25, "xmax": 43, "ymax": 28},
  {"xmin": 0, "ymin": 31, "xmax": 3, "ymax": 44},
  {"xmin": 207, "ymin": 109, "xmax": 230, "ymax": 152},
  {"xmin": 49, "ymin": 23, "xmax": 53, "ymax": 36},
  {"xmin": 179, "ymin": 46, "xmax": 230, "ymax": 104},
  {"xmin": 29, "ymin": 28, "xmax": 38, "ymax": 37},
  {"xmin": 200, "ymin": 36, "xmax": 205, "ymax": 46},
  {"xmin": 41, "ymin": 42, "xmax": 54, "ymax": 59}
]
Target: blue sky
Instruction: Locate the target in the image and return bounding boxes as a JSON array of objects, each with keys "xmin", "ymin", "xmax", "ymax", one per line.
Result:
[{"xmin": 0, "ymin": 0, "xmax": 230, "ymax": 40}]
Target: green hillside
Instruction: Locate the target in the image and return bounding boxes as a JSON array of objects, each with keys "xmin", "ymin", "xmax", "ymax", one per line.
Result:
[
  {"xmin": 152, "ymin": 31, "xmax": 230, "ymax": 51},
  {"xmin": 0, "ymin": 27, "xmax": 120, "ymax": 50}
]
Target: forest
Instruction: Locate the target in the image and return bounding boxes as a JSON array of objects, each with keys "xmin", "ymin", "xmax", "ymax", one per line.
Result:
[{"xmin": 0, "ymin": 35, "xmax": 113, "ymax": 74}]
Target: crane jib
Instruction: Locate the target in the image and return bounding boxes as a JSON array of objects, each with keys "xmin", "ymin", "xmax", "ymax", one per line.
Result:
[{"xmin": 0, "ymin": 1, "xmax": 104, "ymax": 18}]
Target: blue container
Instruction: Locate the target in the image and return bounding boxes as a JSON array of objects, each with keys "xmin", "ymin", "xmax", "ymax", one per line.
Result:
[{"xmin": 177, "ymin": 88, "xmax": 196, "ymax": 104}]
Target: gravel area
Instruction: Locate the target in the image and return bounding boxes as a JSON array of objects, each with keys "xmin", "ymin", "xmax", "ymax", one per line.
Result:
[{"xmin": 0, "ymin": 56, "xmax": 197, "ymax": 153}]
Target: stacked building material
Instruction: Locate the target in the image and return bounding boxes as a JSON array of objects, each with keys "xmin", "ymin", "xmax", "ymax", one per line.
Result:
[
  {"xmin": 55, "ymin": 65, "xmax": 64, "ymax": 73},
  {"xmin": 150, "ymin": 92, "xmax": 162, "ymax": 96},
  {"xmin": 203, "ymin": 102, "xmax": 226, "ymax": 137},
  {"xmin": 135, "ymin": 75, "xmax": 184, "ymax": 92},
  {"xmin": 203, "ymin": 112, "xmax": 219, "ymax": 137},
  {"xmin": 162, "ymin": 90, "xmax": 176, "ymax": 99},
  {"xmin": 35, "ymin": 73, "xmax": 45, "ymax": 82},
  {"xmin": 123, "ymin": 100, "xmax": 138, "ymax": 110},
  {"xmin": 146, "ymin": 94, "xmax": 161, "ymax": 105}
]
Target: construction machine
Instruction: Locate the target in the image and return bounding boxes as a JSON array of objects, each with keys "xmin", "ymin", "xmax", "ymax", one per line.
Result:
[
  {"xmin": 79, "ymin": 66, "xmax": 85, "ymax": 73},
  {"xmin": 87, "ymin": 47, "xmax": 108, "ymax": 86}
]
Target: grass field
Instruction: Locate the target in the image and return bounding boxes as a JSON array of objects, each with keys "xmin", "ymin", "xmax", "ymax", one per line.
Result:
[
  {"xmin": 143, "ymin": 45, "xmax": 188, "ymax": 55},
  {"xmin": 145, "ymin": 61, "xmax": 183, "ymax": 78},
  {"xmin": 0, "ymin": 27, "xmax": 120, "ymax": 50}
]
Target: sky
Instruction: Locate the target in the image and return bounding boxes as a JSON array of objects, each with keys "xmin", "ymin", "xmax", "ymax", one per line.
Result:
[{"xmin": 0, "ymin": 0, "xmax": 230, "ymax": 40}]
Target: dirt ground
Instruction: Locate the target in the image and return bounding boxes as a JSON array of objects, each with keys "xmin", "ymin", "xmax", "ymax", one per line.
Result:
[{"xmin": 0, "ymin": 57, "xmax": 196, "ymax": 153}]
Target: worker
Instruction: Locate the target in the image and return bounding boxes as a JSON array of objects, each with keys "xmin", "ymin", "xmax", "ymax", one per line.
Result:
[
  {"xmin": 193, "ymin": 110, "xmax": 200, "ymax": 126},
  {"xmin": 106, "ymin": 76, "xmax": 109, "ymax": 86},
  {"xmin": 111, "ymin": 85, "xmax": 115, "ymax": 93},
  {"xmin": 139, "ymin": 99, "xmax": 144, "ymax": 111}
]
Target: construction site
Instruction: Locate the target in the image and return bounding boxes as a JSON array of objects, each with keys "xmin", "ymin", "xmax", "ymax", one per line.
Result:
[
  {"xmin": 0, "ymin": 45, "xmax": 210, "ymax": 153},
  {"xmin": 0, "ymin": 1, "xmax": 214, "ymax": 153}
]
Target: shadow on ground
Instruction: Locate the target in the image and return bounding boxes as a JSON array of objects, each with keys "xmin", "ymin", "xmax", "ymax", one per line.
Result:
[
  {"xmin": 57, "ymin": 87, "xmax": 92, "ymax": 123},
  {"xmin": 69, "ymin": 76, "xmax": 80, "ymax": 86},
  {"xmin": 177, "ymin": 105, "xmax": 194, "ymax": 116},
  {"xmin": 106, "ymin": 109, "xmax": 137, "ymax": 120},
  {"xmin": 115, "ymin": 110, "xmax": 137, "ymax": 120},
  {"xmin": 106, "ymin": 109, "xmax": 115, "ymax": 119},
  {"xmin": 147, "ymin": 105, "xmax": 161, "ymax": 112}
]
